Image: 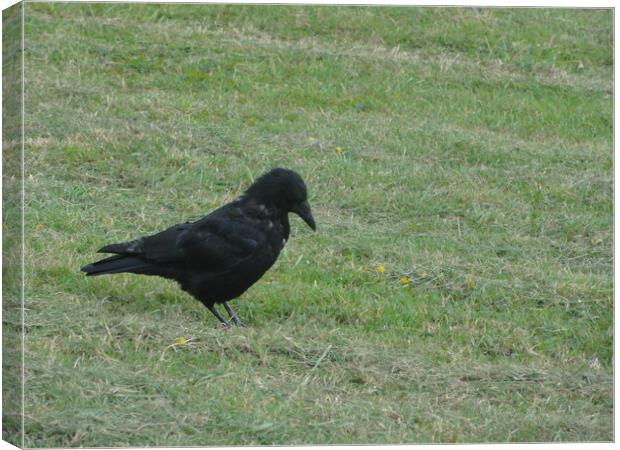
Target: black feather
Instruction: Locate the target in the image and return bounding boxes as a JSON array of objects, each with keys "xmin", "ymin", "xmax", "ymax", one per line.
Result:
[{"xmin": 81, "ymin": 254, "xmax": 151, "ymax": 276}]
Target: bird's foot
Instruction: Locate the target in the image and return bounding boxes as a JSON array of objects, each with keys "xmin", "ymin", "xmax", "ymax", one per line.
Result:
[
  {"xmin": 222, "ymin": 302, "xmax": 247, "ymax": 327},
  {"xmin": 219, "ymin": 319, "xmax": 245, "ymax": 329},
  {"xmin": 231, "ymin": 317, "xmax": 247, "ymax": 328},
  {"xmin": 228, "ymin": 316, "xmax": 248, "ymax": 328}
]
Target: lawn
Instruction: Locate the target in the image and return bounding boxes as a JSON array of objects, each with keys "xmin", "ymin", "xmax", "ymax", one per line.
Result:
[{"xmin": 2, "ymin": 3, "xmax": 613, "ymax": 446}]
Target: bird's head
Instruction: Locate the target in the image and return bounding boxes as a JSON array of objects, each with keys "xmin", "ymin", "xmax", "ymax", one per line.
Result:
[{"xmin": 245, "ymin": 168, "xmax": 316, "ymax": 231}]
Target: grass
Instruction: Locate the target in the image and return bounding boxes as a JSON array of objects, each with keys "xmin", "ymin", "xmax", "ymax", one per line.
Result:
[
  {"xmin": 3, "ymin": 3, "xmax": 25, "ymax": 443},
  {"xmin": 3, "ymin": 3, "xmax": 613, "ymax": 445}
]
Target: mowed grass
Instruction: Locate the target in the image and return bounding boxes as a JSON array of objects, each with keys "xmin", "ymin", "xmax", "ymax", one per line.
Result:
[{"xmin": 11, "ymin": 4, "xmax": 612, "ymax": 446}]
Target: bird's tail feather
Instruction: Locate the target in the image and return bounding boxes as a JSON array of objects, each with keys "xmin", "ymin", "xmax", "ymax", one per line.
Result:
[
  {"xmin": 81, "ymin": 254, "xmax": 150, "ymax": 276},
  {"xmin": 98, "ymin": 241, "xmax": 135, "ymax": 254}
]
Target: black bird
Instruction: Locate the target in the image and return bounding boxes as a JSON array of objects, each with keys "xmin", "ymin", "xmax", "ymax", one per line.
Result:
[{"xmin": 81, "ymin": 168, "xmax": 316, "ymax": 327}]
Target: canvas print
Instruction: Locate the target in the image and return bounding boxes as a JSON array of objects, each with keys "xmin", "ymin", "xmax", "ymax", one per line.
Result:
[{"xmin": 2, "ymin": 3, "xmax": 613, "ymax": 446}]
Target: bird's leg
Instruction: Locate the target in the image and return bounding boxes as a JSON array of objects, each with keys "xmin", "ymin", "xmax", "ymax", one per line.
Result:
[
  {"xmin": 223, "ymin": 302, "xmax": 246, "ymax": 327},
  {"xmin": 206, "ymin": 305, "xmax": 230, "ymax": 327}
]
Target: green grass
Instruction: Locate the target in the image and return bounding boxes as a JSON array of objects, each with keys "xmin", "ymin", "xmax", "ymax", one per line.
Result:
[
  {"xmin": 3, "ymin": 4, "xmax": 25, "ymax": 444},
  {"xmin": 7, "ymin": 3, "xmax": 613, "ymax": 445}
]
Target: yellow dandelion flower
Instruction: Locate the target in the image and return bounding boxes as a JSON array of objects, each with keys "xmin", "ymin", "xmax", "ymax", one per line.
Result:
[
  {"xmin": 175, "ymin": 337, "xmax": 188, "ymax": 345},
  {"xmin": 465, "ymin": 277, "xmax": 475, "ymax": 289},
  {"xmin": 400, "ymin": 276, "xmax": 410, "ymax": 285},
  {"xmin": 335, "ymin": 146, "xmax": 344, "ymax": 155},
  {"xmin": 377, "ymin": 264, "xmax": 385, "ymax": 274}
]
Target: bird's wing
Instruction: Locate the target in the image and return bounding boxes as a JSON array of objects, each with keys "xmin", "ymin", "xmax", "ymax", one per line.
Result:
[
  {"xmin": 98, "ymin": 207, "xmax": 266, "ymax": 271},
  {"xmin": 176, "ymin": 212, "xmax": 266, "ymax": 270}
]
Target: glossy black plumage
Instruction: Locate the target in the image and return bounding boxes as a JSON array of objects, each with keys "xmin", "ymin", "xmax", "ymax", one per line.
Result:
[{"xmin": 81, "ymin": 168, "xmax": 315, "ymax": 326}]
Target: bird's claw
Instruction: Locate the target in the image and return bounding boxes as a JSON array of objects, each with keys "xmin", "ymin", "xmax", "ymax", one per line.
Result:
[
  {"xmin": 219, "ymin": 319, "xmax": 246, "ymax": 328},
  {"xmin": 233, "ymin": 319, "xmax": 247, "ymax": 328}
]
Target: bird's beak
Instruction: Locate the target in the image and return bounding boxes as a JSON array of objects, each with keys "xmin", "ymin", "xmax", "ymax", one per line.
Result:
[{"xmin": 293, "ymin": 200, "xmax": 316, "ymax": 231}]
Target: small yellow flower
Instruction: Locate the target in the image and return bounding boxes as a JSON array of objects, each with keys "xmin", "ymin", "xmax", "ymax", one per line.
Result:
[
  {"xmin": 175, "ymin": 337, "xmax": 188, "ymax": 345},
  {"xmin": 465, "ymin": 277, "xmax": 475, "ymax": 289},
  {"xmin": 377, "ymin": 264, "xmax": 385, "ymax": 274},
  {"xmin": 400, "ymin": 276, "xmax": 410, "ymax": 285},
  {"xmin": 335, "ymin": 146, "xmax": 344, "ymax": 155}
]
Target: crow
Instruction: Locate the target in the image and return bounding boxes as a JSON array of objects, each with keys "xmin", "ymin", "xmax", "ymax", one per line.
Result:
[{"xmin": 81, "ymin": 168, "xmax": 316, "ymax": 327}]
